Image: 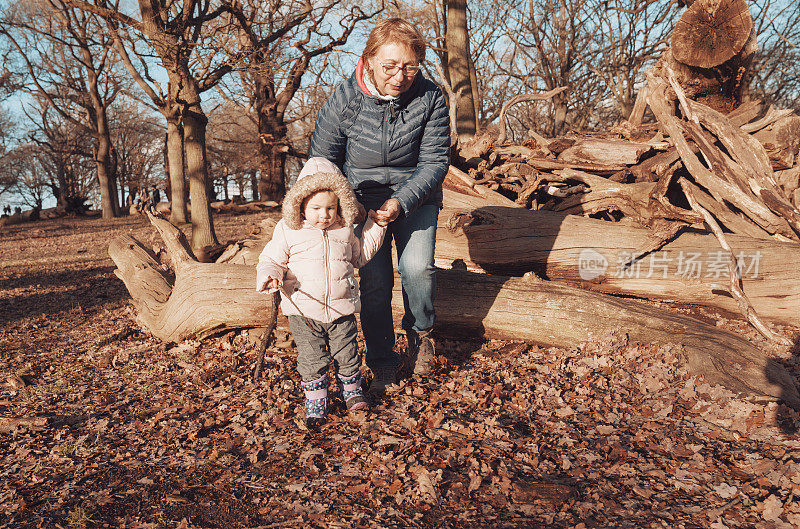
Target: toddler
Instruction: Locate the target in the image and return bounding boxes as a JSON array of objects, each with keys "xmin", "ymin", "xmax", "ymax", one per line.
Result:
[{"xmin": 256, "ymin": 157, "xmax": 387, "ymax": 429}]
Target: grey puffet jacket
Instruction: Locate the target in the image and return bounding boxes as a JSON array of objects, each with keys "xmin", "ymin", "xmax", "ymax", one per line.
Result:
[{"xmin": 309, "ymin": 64, "xmax": 451, "ymax": 215}]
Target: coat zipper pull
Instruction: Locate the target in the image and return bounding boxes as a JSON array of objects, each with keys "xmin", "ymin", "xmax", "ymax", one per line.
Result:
[{"xmin": 389, "ymin": 100, "xmax": 396, "ymax": 121}]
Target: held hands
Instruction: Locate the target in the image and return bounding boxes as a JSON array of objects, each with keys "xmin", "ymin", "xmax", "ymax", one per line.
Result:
[{"xmin": 369, "ymin": 198, "xmax": 401, "ymax": 227}]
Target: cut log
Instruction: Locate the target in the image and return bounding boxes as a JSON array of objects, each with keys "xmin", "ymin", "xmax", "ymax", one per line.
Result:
[
  {"xmin": 656, "ymin": 0, "xmax": 756, "ymax": 112},
  {"xmin": 433, "ymin": 205, "xmax": 800, "ymax": 327},
  {"xmin": 406, "ymin": 269, "xmax": 799, "ymax": 408},
  {"xmin": 672, "ymin": 0, "xmax": 753, "ymax": 68}
]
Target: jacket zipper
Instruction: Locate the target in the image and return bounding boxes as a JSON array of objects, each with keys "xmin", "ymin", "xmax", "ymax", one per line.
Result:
[
  {"xmin": 322, "ymin": 229, "xmax": 330, "ymax": 322},
  {"xmin": 382, "ymin": 102, "xmax": 390, "ymax": 167}
]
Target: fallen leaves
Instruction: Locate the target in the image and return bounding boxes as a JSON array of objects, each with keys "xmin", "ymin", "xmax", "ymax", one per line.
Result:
[{"xmin": 2, "ymin": 212, "xmax": 800, "ymax": 527}]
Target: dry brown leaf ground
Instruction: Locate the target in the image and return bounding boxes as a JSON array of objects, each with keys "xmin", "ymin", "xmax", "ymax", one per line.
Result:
[{"xmin": 1, "ymin": 211, "xmax": 800, "ymax": 529}]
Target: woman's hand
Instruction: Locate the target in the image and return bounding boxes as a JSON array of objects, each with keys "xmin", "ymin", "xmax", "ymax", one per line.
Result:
[{"xmin": 371, "ymin": 198, "xmax": 401, "ymax": 226}]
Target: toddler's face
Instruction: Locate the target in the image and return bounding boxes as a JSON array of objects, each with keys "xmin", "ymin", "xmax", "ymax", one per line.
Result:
[{"xmin": 303, "ymin": 190, "xmax": 339, "ymax": 229}]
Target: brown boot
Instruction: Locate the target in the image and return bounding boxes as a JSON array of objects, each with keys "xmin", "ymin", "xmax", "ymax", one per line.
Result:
[
  {"xmin": 408, "ymin": 329, "xmax": 436, "ymax": 376},
  {"xmin": 368, "ymin": 366, "xmax": 398, "ymax": 398}
]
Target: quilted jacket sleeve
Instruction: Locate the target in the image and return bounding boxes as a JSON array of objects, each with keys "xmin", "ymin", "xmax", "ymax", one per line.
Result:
[
  {"xmin": 309, "ymin": 85, "xmax": 349, "ymax": 168},
  {"xmin": 391, "ymin": 86, "xmax": 451, "ymax": 215},
  {"xmin": 255, "ymin": 221, "xmax": 289, "ymax": 293},
  {"xmin": 350, "ymin": 217, "xmax": 387, "ymax": 269}
]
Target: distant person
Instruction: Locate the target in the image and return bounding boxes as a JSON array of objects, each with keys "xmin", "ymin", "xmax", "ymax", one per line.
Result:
[
  {"xmin": 2, "ymin": 205, "xmax": 10, "ymax": 216},
  {"xmin": 255, "ymin": 157, "xmax": 387, "ymax": 430},
  {"xmin": 150, "ymin": 185, "xmax": 161, "ymax": 205},
  {"xmin": 137, "ymin": 187, "xmax": 150, "ymax": 212}
]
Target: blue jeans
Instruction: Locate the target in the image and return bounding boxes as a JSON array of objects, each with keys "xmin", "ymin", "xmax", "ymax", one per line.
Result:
[{"xmin": 357, "ymin": 203, "xmax": 439, "ymax": 371}]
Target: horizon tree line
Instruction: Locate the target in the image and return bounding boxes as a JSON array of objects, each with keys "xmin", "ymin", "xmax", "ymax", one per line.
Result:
[{"xmin": 0, "ymin": 0, "xmax": 797, "ymax": 253}]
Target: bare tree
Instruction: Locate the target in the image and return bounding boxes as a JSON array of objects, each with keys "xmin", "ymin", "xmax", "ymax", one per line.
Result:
[
  {"xmin": 109, "ymin": 98, "xmax": 164, "ymax": 209},
  {"xmin": 206, "ymin": 102, "xmax": 259, "ymax": 199},
  {"xmin": 68, "ymin": 0, "xmax": 233, "ymax": 251},
  {"xmin": 589, "ymin": 0, "xmax": 675, "ymax": 122},
  {"xmin": 9, "ymin": 143, "xmax": 48, "ymax": 210},
  {"xmin": 1, "ymin": 0, "xmax": 125, "ymax": 218},
  {"xmin": 221, "ymin": 0, "xmax": 379, "ymax": 201},
  {"xmin": 24, "ymin": 97, "xmax": 96, "ymax": 213},
  {"xmin": 444, "ymin": 0, "xmax": 477, "ymax": 140},
  {"xmin": 750, "ymin": 0, "xmax": 800, "ymax": 110},
  {"xmin": 0, "ymin": 110, "xmax": 17, "ymax": 202}
]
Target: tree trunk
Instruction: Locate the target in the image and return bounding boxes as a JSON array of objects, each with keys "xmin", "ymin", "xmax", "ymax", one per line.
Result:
[
  {"xmin": 108, "ymin": 212, "xmax": 276, "ymax": 343},
  {"xmin": 166, "ymin": 118, "xmax": 188, "ymax": 224},
  {"xmin": 433, "ymin": 203, "xmax": 800, "ymax": 326},
  {"xmin": 250, "ymin": 170, "xmax": 260, "ymax": 202},
  {"xmin": 405, "ymin": 270, "xmax": 799, "ymax": 409},
  {"xmin": 182, "ymin": 106, "xmax": 219, "ymax": 251},
  {"xmin": 255, "ymin": 94, "xmax": 288, "ymax": 202},
  {"xmin": 446, "ymin": 0, "xmax": 477, "ymax": 141},
  {"xmin": 94, "ymin": 134, "xmax": 118, "ymax": 219},
  {"xmin": 107, "ymin": 213, "xmax": 799, "ymax": 409}
]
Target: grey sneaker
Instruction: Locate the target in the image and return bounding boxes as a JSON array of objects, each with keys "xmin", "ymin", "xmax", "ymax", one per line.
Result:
[{"xmin": 408, "ymin": 329, "xmax": 436, "ymax": 376}]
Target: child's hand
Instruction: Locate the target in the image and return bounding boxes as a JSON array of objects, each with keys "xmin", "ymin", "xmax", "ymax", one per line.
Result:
[
  {"xmin": 368, "ymin": 209, "xmax": 390, "ymax": 227},
  {"xmin": 257, "ymin": 277, "xmax": 281, "ymax": 292},
  {"xmin": 373, "ymin": 198, "xmax": 401, "ymax": 226}
]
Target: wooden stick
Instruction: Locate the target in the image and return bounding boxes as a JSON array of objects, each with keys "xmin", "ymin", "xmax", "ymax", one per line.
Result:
[
  {"xmin": 253, "ymin": 328, "xmax": 275, "ymax": 380},
  {"xmin": 681, "ymin": 179, "xmax": 792, "ymax": 345},
  {"xmin": 627, "ymin": 84, "xmax": 648, "ymax": 127},
  {"xmin": 497, "ymin": 87, "xmax": 569, "ymax": 143},
  {"xmin": 740, "ymin": 105, "xmax": 795, "ymax": 134}
]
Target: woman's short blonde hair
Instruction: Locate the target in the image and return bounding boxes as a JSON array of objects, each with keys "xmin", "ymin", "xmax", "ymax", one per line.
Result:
[{"xmin": 362, "ymin": 18, "xmax": 426, "ymax": 64}]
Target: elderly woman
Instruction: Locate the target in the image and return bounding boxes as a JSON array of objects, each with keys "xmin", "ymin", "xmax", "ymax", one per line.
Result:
[{"xmin": 309, "ymin": 18, "xmax": 450, "ymax": 394}]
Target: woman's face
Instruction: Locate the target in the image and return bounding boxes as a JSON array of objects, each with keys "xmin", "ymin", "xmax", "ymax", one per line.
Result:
[{"xmin": 366, "ymin": 41, "xmax": 419, "ymax": 97}]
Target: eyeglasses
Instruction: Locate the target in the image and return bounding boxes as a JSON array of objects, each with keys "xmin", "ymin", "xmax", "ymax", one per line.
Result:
[{"xmin": 379, "ymin": 61, "xmax": 421, "ymax": 77}]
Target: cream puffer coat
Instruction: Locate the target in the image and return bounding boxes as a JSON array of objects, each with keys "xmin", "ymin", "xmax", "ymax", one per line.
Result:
[{"xmin": 255, "ymin": 157, "xmax": 386, "ymax": 323}]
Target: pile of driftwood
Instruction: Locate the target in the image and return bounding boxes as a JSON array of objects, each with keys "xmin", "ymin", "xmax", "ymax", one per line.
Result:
[
  {"xmin": 107, "ymin": 0, "xmax": 800, "ymax": 408},
  {"xmin": 440, "ymin": 0, "xmax": 800, "ymax": 343},
  {"xmin": 456, "ymin": 85, "xmax": 800, "ymax": 243}
]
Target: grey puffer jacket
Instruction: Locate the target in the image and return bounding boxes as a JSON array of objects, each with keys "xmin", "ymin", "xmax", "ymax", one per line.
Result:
[{"xmin": 309, "ymin": 61, "xmax": 451, "ymax": 215}]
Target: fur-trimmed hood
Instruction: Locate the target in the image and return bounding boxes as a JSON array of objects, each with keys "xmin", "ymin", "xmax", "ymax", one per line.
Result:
[{"xmin": 282, "ymin": 157, "xmax": 361, "ymax": 230}]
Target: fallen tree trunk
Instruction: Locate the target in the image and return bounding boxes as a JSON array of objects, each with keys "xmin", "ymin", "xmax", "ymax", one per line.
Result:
[
  {"xmin": 108, "ymin": 212, "xmax": 278, "ymax": 342},
  {"xmin": 107, "ymin": 212, "xmax": 800, "ymax": 407},
  {"xmin": 413, "ymin": 269, "xmax": 799, "ymax": 409},
  {"xmin": 434, "ymin": 205, "xmax": 800, "ymax": 327}
]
